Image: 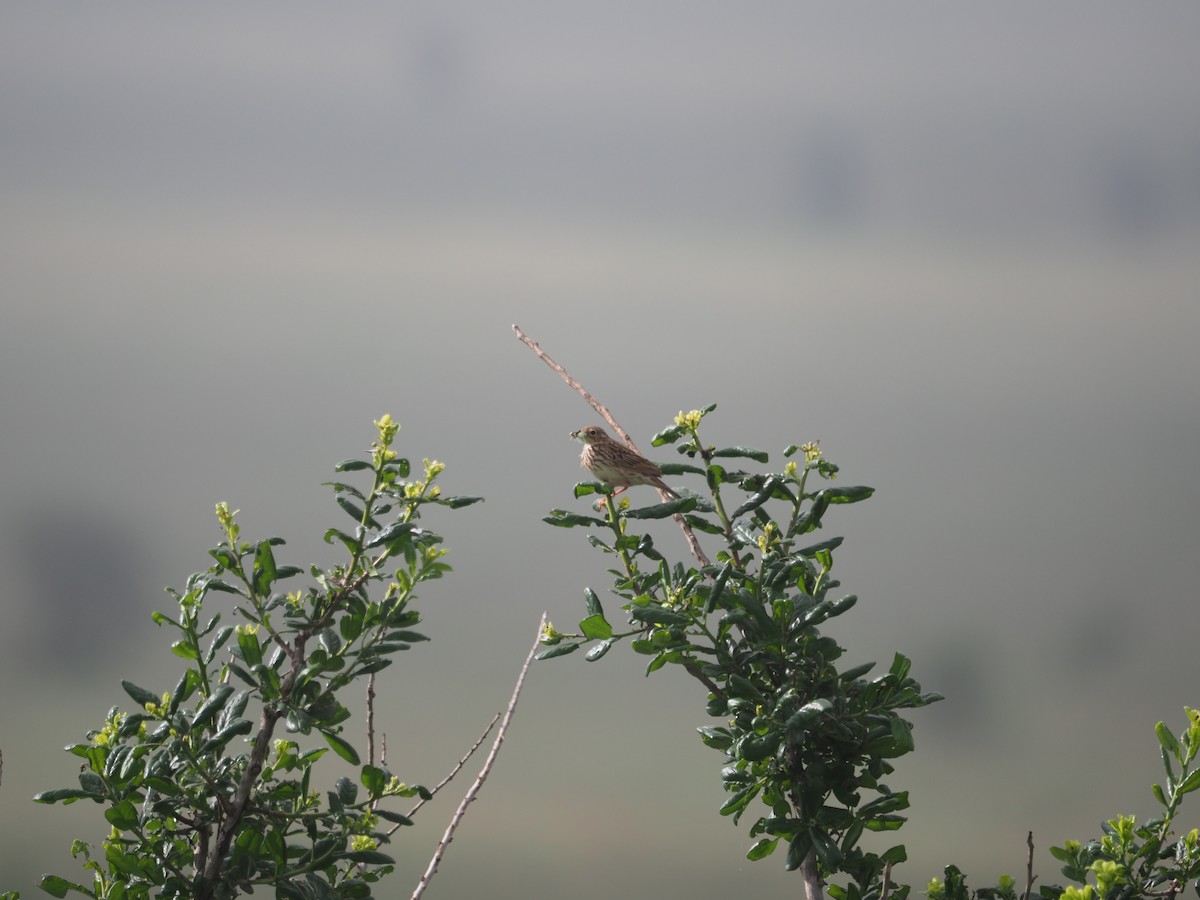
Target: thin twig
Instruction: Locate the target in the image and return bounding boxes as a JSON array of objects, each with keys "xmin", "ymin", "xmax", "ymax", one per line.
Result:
[
  {"xmin": 367, "ymin": 672, "xmax": 377, "ymax": 767},
  {"xmin": 880, "ymin": 861, "xmax": 893, "ymax": 900},
  {"xmin": 1022, "ymin": 831, "xmax": 1036, "ymax": 900},
  {"xmin": 388, "ymin": 712, "xmax": 502, "ymax": 836},
  {"xmin": 512, "ymin": 324, "xmax": 711, "ymax": 567},
  {"xmin": 409, "ymin": 614, "xmax": 547, "ymax": 900}
]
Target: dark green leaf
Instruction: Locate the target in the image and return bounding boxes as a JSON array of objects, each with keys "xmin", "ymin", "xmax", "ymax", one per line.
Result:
[
  {"xmin": 585, "ymin": 640, "xmax": 614, "ymax": 661},
  {"xmin": 786, "ymin": 833, "xmax": 813, "ymax": 871},
  {"xmin": 34, "ymin": 788, "xmax": 103, "ymax": 804},
  {"xmin": 537, "ymin": 642, "xmax": 581, "ymax": 660},
  {"xmin": 659, "ymin": 462, "xmax": 707, "ymax": 475},
  {"xmin": 365, "ymin": 522, "xmax": 415, "ymax": 550},
  {"xmin": 684, "ymin": 514, "xmax": 724, "ymax": 535},
  {"xmin": 342, "ymin": 850, "xmax": 396, "ymax": 865},
  {"xmin": 583, "ymin": 587, "xmax": 603, "ymax": 617},
  {"xmin": 121, "ymin": 680, "xmax": 160, "ymax": 708},
  {"xmin": 797, "ymin": 536, "xmax": 845, "ymax": 557},
  {"xmin": 335, "ymin": 458, "xmax": 373, "ymax": 472},
  {"xmin": 543, "ymin": 509, "xmax": 606, "ymax": 528},
  {"xmin": 324, "ymin": 528, "xmax": 359, "ymax": 552},
  {"xmin": 623, "ymin": 496, "xmax": 698, "ymax": 519},
  {"xmin": 375, "ymin": 808, "xmax": 414, "ymax": 826},
  {"xmin": 712, "ymin": 446, "xmax": 769, "ymax": 463},
  {"xmin": 337, "ymin": 496, "xmax": 374, "ymax": 526},
  {"xmin": 629, "ymin": 606, "xmax": 690, "ymax": 626},
  {"xmin": 822, "ymin": 485, "xmax": 875, "ymax": 504},
  {"xmin": 651, "ymin": 424, "xmax": 688, "ymax": 446},
  {"xmin": 731, "ymin": 477, "xmax": 782, "ymax": 520},
  {"xmin": 439, "ymin": 495, "xmax": 484, "ymax": 509}
]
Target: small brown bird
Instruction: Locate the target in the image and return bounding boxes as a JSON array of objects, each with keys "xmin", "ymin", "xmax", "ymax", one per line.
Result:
[{"xmin": 571, "ymin": 425, "xmax": 678, "ymax": 498}]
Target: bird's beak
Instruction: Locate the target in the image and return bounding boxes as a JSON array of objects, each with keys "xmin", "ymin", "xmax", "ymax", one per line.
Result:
[{"xmin": 570, "ymin": 429, "xmax": 581, "ymax": 441}]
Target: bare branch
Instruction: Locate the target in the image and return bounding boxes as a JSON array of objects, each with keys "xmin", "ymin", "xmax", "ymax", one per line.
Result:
[
  {"xmin": 881, "ymin": 861, "xmax": 893, "ymax": 900},
  {"xmin": 1022, "ymin": 831, "xmax": 1037, "ymax": 900},
  {"xmin": 367, "ymin": 672, "xmax": 377, "ymax": 767},
  {"xmin": 389, "ymin": 712, "xmax": 502, "ymax": 836},
  {"xmin": 800, "ymin": 847, "xmax": 825, "ymax": 900},
  {"xmin": 409, "ymin": 613, "xmax": 546, "ymax": 900},
  {"xmin": 512, "ymin": 324, "xmax": 711, "ymax": 567}
]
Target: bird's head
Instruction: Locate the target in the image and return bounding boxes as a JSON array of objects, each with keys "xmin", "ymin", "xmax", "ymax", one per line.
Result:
[{"xmin": 571, "ymin": 425, "xmax": 609, "ymax": 444}]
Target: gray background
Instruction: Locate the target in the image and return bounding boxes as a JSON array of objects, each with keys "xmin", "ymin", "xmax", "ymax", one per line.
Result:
[{"xmin": 2, "ymin": 3, "xmax": 1198, "ymax": 897}]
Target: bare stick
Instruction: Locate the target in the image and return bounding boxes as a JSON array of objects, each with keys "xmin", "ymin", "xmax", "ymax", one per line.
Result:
[
  {"xmin": 513, "ymin": 324, "xmax": 711, "ymax": 567},
  {"xmin": 366, "ymin": 672, "xmax": 377, "ymax": 767},
  {"xmin": 800, "ymin": 847, "xmax": 825, "ymax": 900},
  {"xmin": 1022, "ymin": 832, "xmax": 1037, "ymax": 900},
  {"xmin": 881, "ymin": 861, "xmax": 893, "ymax": 900},
  {"xmin": 388, "ymin": 712, "xmax": 502, "ymax": 836},
  {"xmin": 409, "ymin": 614, "xmax": 546, "ymax": 900}
]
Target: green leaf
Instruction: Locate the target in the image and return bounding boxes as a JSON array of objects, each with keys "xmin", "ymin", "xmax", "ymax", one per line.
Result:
[
  {"xmin": 34, "ymin": 787, "xmax": 103, "ymax": 804},
  {"xmin": 651, "ymin": 424, "xmax": 688, "ymax": 446},
  {"xmin": 105, "ymin": 799, "xmax": 139, "ymax": 830},
  {"xmin": 38, "ymin": 876, "xmax": 90, "ymax": 899},
  {"xmin": 822, "ymin": 485, "xmax": 875, "ymax": 504},
  {"xmin": 629, "ymin": 606, "xmax": 690, "ymax": 627},
  {"xmin": 712, "ymin": 446, "xmax": 769, "ymax": 463},
  {"xmin": 863, "ymin": 815, "xmax": 906, "ymax": 832},
  {"xmin": 121, "ymin": 680, "xmax": 159, "ymax": 708},
  {"xmin": 361, "ymin": 764, "xmax": 386, "ymax": 798},
  {"xmin": 1156, "ymin": 721, "xmax": 1181, "ymax": 757},
  {"xmin": 798, "ymin": 536, "xmax": 845, "ymax": 557},
  {"xmin": 322, "ymin": 731, "xmax": 361, "ymax": 765},
  {"xmin": 585, "ymin": 640, "xmax": 614, "ymax": 661},
  {"xmin": 537, "ymin": 642, "xmax": 580, "ymax": 660},
  {"xmin": 375, "ymin": 808, "xmax": 414, "ymax": 826},
  {"xmin": 623, "ymin": 496, "xmax": 698, "ymax": 519},
  {"xmin": 342, "ymin": 850, "xmax": 396, "ymax": 865},
  {"xmin": 170, "ymin": 640, "xmax": 200, "ymax": 661},
  {"xmin": 583, "ymin": 587, "xmax": 604, "ymax": 617},
  {"xmin": 730, "ymin": 477, "xmax": 782, "ymax": 520},
  {"xmin": 324, "ymin": 528, "xmax": 359, "ymax": 552},
  {"xmin": 190, "ymin": 684, "xmax": 235, "ymax": 732},
  {"xmin": 365, "ymin": 522, "xmax": 415, "ymax": 550},
  {"xmin": 253, "ymin": 541, "xmax": 278, "ymax": 595},
  {"xmin": 574, "ymin": 482, "xmax": 599, "ymax": 498},
  {"xmin": 337, "ymin": 496, "xmax": 374, "ymax": 527},
  {"xmin": 335, "ymin": 458, "xmax": 373, "ymax": 472},
  {"xmin": 683, "ymin": 514, "xmax": 724, "ymax": 535},
  {"xmin": 659, "ymin": 462, "xmax": 707, "ymax": 476},
  {"xmin": 209, "ymin": 547, "xmax": 239, "ymax": 570},
  {"xmin": 786, "ymin": 832, "xmax": 813, "ymax": 871},
  {"xmin": 580, "ymin": 614, "xmax": 613, "ymax": 641},
  {"xmin": 748, "ymin": 837, "xmax": 779, "ymax": 861},
  {"xmin": 1177, "ymin": 767, "xmax": 1200, "ymax": 796},
  {"xmin": 439, "ymin": 495, "xmax": 484, "ymax": 509},
  {"xmin": 543, "ymin": 509, "xmax": 606, "ymax": 528}
]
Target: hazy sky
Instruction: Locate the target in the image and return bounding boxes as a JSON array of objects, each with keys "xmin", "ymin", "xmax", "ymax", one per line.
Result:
[{"xmin": 2, "ymin": 5, "xmax": 1198, "ymax": 898}]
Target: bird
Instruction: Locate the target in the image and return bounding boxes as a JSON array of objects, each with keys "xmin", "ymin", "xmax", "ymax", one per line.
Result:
[{"xmin": 571, "ymin": 425, "xmax": 678, "ymax": 499}]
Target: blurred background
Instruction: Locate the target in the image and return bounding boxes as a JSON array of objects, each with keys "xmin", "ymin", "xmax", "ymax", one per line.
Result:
[{"xmin": 2, "ymin": 3, "xmax": 1198, "ymax": 897}]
